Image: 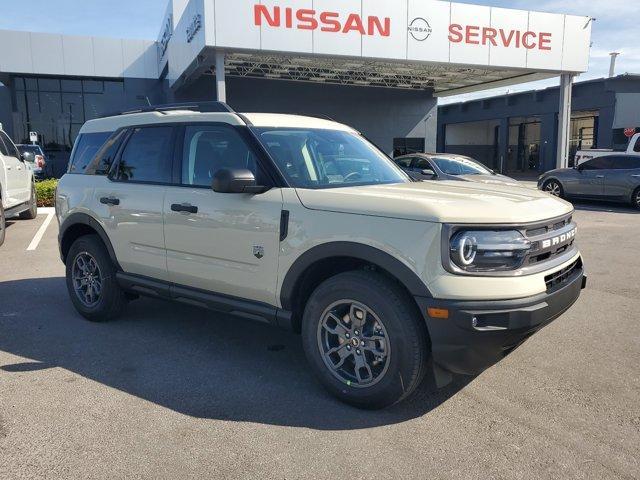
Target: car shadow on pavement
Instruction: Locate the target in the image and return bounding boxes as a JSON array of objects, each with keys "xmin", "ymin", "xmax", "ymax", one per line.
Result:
[
  {"xmin": 571, "ymin": 200, "xmax": 639, "ymax": 214},
  {"xmin": 0, "ymin": 277, "xmax": 472, "ymax": 430}
]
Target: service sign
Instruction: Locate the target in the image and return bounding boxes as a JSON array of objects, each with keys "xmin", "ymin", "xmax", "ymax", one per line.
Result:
[{"xmin": 204, "ymin": 0, "xmax": 592, "ymax": 73}]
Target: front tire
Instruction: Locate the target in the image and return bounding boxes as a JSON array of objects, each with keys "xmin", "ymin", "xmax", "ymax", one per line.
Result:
[
  {"xmin": 632, "ymin": 187, "xmax": 640, "ymax": 210},
  {"xmin": 543, "ymin": 179, "xmax": 564, "ymax": 198},
  {"xmin": 19, "ymin": 182, "xmax": 37, "ymax": 220},
  {"xmin": 65, "ymin": 234, "xmax": 126, "ymax": 322},
  {"xmin": 302, "ymin": 270, "xmax": 429, "ymax": 409}
]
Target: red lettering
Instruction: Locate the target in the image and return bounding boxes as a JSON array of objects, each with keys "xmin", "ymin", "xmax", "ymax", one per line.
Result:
[
  {"xmin": 482, "ymin": 27, "xmax": 497, "ymax": 46},
  {"xmin": 448, "ymin": 24, "xmax": 463, "ymax": 43},
  {"xmin": 499, "ymin": 28, "xmax": 516, "ymax": 47},
  {"xmin": 319, "ymin": 11, "xmax": 340, "ymax": 32},
  {"xmin": 254, "ymin": 5, "xmax": 279, "ymax": 27},
  {"xmin": 285, "ymin": 7, "xmax": 293, "ymax": 28},
  {"xmin": 522, "ymin": 31, "xmax": 536, "ymax": 49},
  {"xmin": 539, "ymin": 32, "xmax": 552, "ymax": 51},
  {"xmin": 296, "ymin": 9, "xmax": 317, "ymax": 30},
  {"xmin": 466, "ymin": 25, "xmax": 480, "ymax": 45},
  {"xmin": 368, "ymin": 16, "xmax": 390, "ymax": 37},
  {"xmin": 343, "ymin": 13, "xmax": 366, "ymax": 35}
]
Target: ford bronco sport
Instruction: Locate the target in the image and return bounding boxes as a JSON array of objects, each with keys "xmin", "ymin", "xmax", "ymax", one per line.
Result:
[{"xmin": 56, "ymin": 102, "xmax": 585, "ymax": 409}]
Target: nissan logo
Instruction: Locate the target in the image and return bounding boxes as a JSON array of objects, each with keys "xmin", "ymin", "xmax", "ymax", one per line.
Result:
[{"xmin": 408, "ymin": 17, "xmax": 432, "ymax": 41}]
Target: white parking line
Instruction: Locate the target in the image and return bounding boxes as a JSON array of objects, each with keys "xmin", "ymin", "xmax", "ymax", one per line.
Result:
[{"xmin": 26, "ymin": 208, "xmax": 56, "ymax": 251}]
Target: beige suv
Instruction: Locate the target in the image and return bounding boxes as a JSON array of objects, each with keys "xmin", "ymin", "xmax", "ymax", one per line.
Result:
[{"xmin": 56, "ymin": 102, "xmax": 586, "ymax": 408}]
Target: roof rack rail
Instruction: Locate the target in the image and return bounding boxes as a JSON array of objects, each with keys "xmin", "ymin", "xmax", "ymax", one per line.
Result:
[{"xmin": 116, "ymin": 101, "xmax": 235, "ymax": 116}]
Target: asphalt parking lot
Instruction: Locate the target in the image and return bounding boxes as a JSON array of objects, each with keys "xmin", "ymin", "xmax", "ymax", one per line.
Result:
[{"xmin": 1, "ymin": 201, "xmax": 639, "ymax": 479}]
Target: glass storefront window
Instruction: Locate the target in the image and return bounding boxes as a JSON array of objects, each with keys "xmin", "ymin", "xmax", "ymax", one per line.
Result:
[
  {"xmin": 82, "ymin": 80, "xmax": 103, "ymax": 93},
  {"xmin": 38, "ymin": 78, "xmax": 61, "ymax": 92},
  {"xmin": 61, "ymin": 79, "xmax": 82, "ymax": 92},
  {"xmin": 24, "ymin": 78, "xmax": 38, "ymax": 90},
  {"xmin": 12, "ymin": 75, "xmax": 126, "ymax": 177}
]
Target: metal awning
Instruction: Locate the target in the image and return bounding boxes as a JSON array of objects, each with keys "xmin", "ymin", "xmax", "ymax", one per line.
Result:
[{"xmin": 197, "ymin": 51, "xmax": 555, "ymax": 97}]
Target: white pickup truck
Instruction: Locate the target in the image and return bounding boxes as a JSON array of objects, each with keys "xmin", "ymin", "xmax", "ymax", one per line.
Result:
[
  {"xmin": 0, "ymin": 129, "xmax": 38, "ymax": 247},
  {"xmin": 575, "ymin": 133, "xmax": 640, "ymax": 166}
]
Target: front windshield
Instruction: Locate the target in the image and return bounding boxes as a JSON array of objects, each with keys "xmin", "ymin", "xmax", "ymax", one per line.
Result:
[
  {"xmin": 432, "ymin": 156, "xmax": 492, "ymax": 176},
  {"xmin": 252, "ymin": 127, "xmax": 410, "ymax": 189}
]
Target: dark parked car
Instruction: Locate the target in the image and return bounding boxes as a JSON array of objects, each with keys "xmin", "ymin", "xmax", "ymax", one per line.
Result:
[
  {"xmin": 538, "ymin": 155, "xmax": 640, "ymax": 209},
  {"xmin": 16, "ymin": 144, "xmax": 47, "ymax": 179},
  {"xmin": 394, "ymin": 153, "xmax": 520, "ymax": 186}
]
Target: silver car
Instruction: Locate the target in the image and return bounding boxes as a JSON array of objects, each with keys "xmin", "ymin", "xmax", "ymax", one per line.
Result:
[
  {"xmin": 394, "ymin": 153, "xmax": 520, "ymax": 187},
  {"xmin": 538, "ymin": 155, "xmax": 640, "ymax": 210}
]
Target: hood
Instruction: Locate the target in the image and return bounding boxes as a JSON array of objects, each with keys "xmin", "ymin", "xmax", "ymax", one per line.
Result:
[
  {"xmin": 457, "ymin": 174, "xmax": 520, "ymax": 186},
  {"xmin": 542, "ymin": 168, "xmax": 574, "ymax": 177},
  {"xmin": 295, "ymin": 181, "xmax": 573, "ymax": 224}
]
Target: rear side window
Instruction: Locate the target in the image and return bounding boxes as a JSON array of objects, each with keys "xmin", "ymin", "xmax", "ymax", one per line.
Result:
[
  {"xmin": 84, "ymin": 129, "xmax": 127, "ymax": 175},
  {"xmin": 581, "ymin": 157, "xmax": 613, "ymax": 170},
  {"xmin": 609, "ymin": 156, "xmax": 640, "ymax": 170},
  {"xmin": 0, "ymin": 131, "xmax": 19, "ymax": 157},
  {"xmin": 115, "ymin": 126, "xmax": 173, "ymax": 183},
  {"xmin": 0, "ymin": 135, "xmax": 8, "ymax": 156},
  {"xmin": 394, "ymin": 157, "xmax": 413, "ymax": 168},
  {"xmin": 68, "ymin": 132, "xmax": 111, "ymax": 173}
]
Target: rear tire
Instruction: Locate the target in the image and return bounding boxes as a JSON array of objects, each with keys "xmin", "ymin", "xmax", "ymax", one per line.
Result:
[
  {"xmin": 632, "ymin": 187, "xmax": 640, "ymax": 210},
  {"xmin": 543, "ymin": 179, "xmax": 564, "ymax": 198},
  {"xmin": 0, "ymin": 202, "xmax": 5, "ymax": 247},
  {"xmin": 302, "ymin": 270, "xmax": 430, "ymax": 409},
  {"xmin": 65, "ymin": 234, "xmax": 126, "ymax": 322},
  {"xmin": 19, "ymin": 182, "xmax": 37, "ymax": 220}
]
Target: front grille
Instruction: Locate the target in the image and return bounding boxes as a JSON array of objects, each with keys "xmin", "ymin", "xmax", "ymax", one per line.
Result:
[
  {"xmin": 525, "ymin": 215, "xmax": 572, "ymax": 237},
  {"xmin": 525, "ymin": 214, "xmax": 576, "ymax": 265},
  {"xmin": 544, "ymin": 258, "xmax": 582, "ymax": 291}
]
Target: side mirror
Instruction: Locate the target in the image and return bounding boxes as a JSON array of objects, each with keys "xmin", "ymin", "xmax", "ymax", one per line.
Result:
[
  {"xmin": 212, "ymin": 168, "xmax": 268, "ymax": 194},
  {"xmin": 20, "ymin": 152, "xmax": 33, "ymax": 163},
  {"xmin": 421, "ymin": 168, "xmax": 436, "ymax": 177}
]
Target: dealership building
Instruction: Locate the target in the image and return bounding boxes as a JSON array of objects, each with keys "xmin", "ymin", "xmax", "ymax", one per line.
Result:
[
  {"xmin": 0, "ymin": 0, "xmax": 592, "ymax": 177},
  {"xmin": 438, "ymin": 73, "xmax": 640, "ymax": 175}
]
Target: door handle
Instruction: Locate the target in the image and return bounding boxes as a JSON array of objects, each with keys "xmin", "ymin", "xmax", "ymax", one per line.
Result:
[
  {"xmin": 632, "ymin": 174, "xmax": 640, "ymax": 178},
  {"xmin": 100, "ymin": 196, "xmax": 120, "ymax": 206},
  {"xmin": 171, "ymin": 203, "xmax": 198, "ymax": 214},
  {"xmin": 595, "ymin": 175, "xmax": 604, "ymax": 178},
  {"xmin": 5, "ymin": 166, "xmax": 10, "ymax": 170}
]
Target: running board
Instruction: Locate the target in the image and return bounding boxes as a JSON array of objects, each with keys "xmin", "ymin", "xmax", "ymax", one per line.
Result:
[
  {"xmin": 116, "ymin": 272, "xmax": 290, "ymax": 327},
  {"xmin": 4, "ymin": 201, "xmax": 30, "ymax": 218}
]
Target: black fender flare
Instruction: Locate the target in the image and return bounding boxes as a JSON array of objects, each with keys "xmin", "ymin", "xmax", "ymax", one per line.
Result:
[
  {"xmin": 279, "ymin": 241, "xmax": 432, "ymax": 311},
  {"xmin": 59, "ymin": 212, "xmax": 120, "ymax": 269}
]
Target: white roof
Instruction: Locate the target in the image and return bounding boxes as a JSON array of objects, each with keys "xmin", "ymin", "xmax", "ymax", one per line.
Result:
[
  {"xmin": 242, "ymin": 113, "xmax": 356, "ymax": 132},
  {"xmin": 79, "ymin": 111, "xmax": 356, "ymax": 134}
]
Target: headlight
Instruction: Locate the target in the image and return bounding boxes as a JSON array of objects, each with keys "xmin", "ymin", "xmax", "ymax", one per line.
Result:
[{"xmin": 449, "ymin": 230, "xmax": 531, "ymax": 272}]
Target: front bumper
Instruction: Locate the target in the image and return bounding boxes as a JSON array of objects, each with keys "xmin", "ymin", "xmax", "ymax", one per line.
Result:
[{"xmin": 415, "ymin": 261, "xmax": 585, "ymax": 376}]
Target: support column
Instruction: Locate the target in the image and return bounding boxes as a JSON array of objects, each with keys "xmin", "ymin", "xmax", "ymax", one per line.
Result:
[
  {"xmin": 498, "ymin": 117, "xmax": 509, "ymax": 174},
  {"xmin": 215, "ymin": 51, "xmax": 226, "ymax": 103},
  {"xmin": 556, "ymin": 73, "xmax": 574, "ymax": 169}
]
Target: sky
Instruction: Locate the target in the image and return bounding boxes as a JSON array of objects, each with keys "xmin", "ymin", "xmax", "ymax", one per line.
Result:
[{"xmin": 0, "ymin": 0, "xmax": 636, "ymax": 105}]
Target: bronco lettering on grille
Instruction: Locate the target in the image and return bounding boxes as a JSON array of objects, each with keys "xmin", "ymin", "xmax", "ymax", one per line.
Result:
[{"xmin": 541, "ymin": 228, "xmax": 576, "ymax": 249}]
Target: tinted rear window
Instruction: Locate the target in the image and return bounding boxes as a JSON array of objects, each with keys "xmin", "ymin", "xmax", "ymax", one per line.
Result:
[
  {"xmin": 17, "ymin": 145, "xmax": 43, "ymax": 155},
  {"xmin": 610, "ymin": 156, "xmax": 640, "ymax": 170},
  {"xmin": 68, "ymin": 132, "xmax": 112, "ymax": 174},
  {"xmin": 115, "ymin": 126, "xmax": 173, "ymax": 183}
]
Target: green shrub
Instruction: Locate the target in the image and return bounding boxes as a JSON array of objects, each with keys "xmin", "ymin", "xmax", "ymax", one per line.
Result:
[{"xmin": 35, "ymin": 179, "xmax": 58, "ymax": 207}]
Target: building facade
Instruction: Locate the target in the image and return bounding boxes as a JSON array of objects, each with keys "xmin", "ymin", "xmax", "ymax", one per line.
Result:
[
  {"xmin": 437, "ymin": 74, "xmax": 640, "ymax": 175},
  {"xmin": 0, "ymin": 0, "xmax": 592, "ymax": 177}
]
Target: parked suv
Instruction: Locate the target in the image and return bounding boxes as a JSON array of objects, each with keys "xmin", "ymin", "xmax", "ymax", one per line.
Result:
[
  {"xmin": 56, "ymin": 103, "xmax": 586, "ymax": 408},
  {"xmin": 1, "ymin": 130, "xmax": 38, "ymax": 247}
]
